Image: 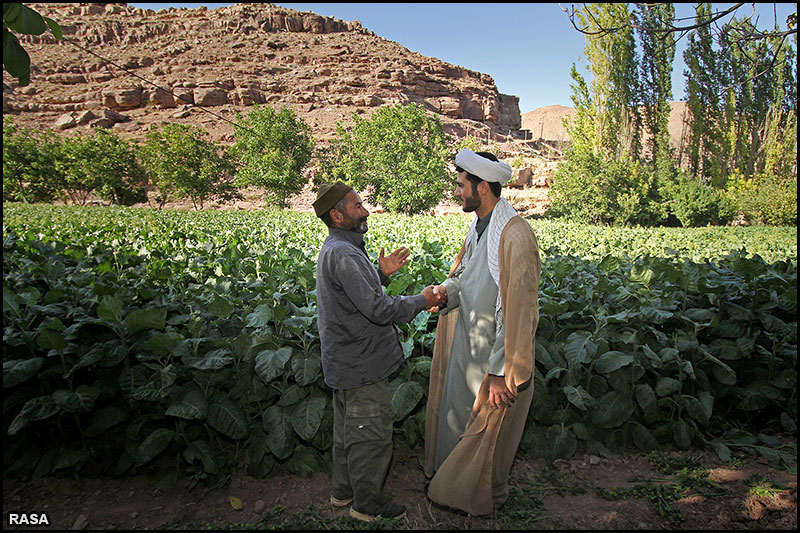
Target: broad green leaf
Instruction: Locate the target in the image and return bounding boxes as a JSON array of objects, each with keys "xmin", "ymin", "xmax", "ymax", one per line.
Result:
[
  {"xmin": 119, "ymin": 365, "xmax": 149, "ymax": 400},
  {"xmin": 132, "ymin": 365, "xmax": 176, "ymax": 401},
  {"xmin": 143, "ymin": 331, "xmax": 184, "ymax": 356},
  {"xmin": 7, "ymin": 395, "xmax": 60, "ymax": 435},
  {"xmin": 592, "ymin": 391, "xmax": 634, "ymax": 429},
  {"xmin": 634, "ymin": 383, "xmax": 658, "ymax": 418},
  {"xmin": 564, "ymin": 331, "xmax": 597, "ymax": 365},
  {"xmin": 672, "ymin": 419, "xmax": 693, "ymax": 449},
  {"xmin": 262, "ymin": 405, "xmax": 295, "ymax": 459},
  {"xmin": 44, "ymin": 16, "xmax": 62, "ymax": 39},
  {"xmin": 208, "ymin": 296, "xmax": 234, "ymax": 319},
  {"xmin": 631, "ymin": 422, "xmax": 659, "ymax": 451},
  {"xmin": 629, "ymin": 265, "xmax": 653, "ymax": 286},
  {"xmin": 54, "ymin": 449, "xmax": 90, "ymax": 472},
  {"xmin": 183, "ymin": 348, "xmax": 232, "ymax": 371},
  {"xmin": 277, "ymin": 384, "xmax": 308, "ymax": 407},
  {"xmin": 183, "ymin": 440, "xmax": 217, "ymax": 474},
  {"xmin": 544, "ymin": 367, "xmax": 566, "ymax": 384},
  {"xmin": 641, "ymin": 306, "xmax": 672, "ymax": 324},
  {"xmin": 391, "ymin": 381, "xmax": 424, "ymax": 422},
  {"xmin": 135, "ymin": 428, "xmax": 174, "ymax": 466},
  {"xmin": 640, "ymin": 344, "xmax": 662, "ymax": 369},
  {"xmin": 685, "ymin": 308, "xmax": 715, "ymax": 327},
  {"xmin": 85, "ymin": 406, "xmax": 128, "ymax": 437},
  {"xmin": 124, "ymin": 307, "xmax": 166, "ymax": 334},
  {"xmin": 546, "ymin": 425, "xmax": 577, "ymax": 460},
  {"xmin": 52, "ymin": 386, "xmax": 99, "ymax": 413},
  {"xmin": 563, "ymin": 385, "xmax": 593, "ymax": 411},
  {"xmin": 710, "ymin": 441, "xmax": 732, "ymax": 462},
  {"xmin": 3, "ymin": 286, "xmax": 21, "ymax": 317},
  {"xmin": 702, "ymin": 351, "xmax": 737, "ymax": 385},
  {"xmin": 6, "ymin": 4, "xmax": 48, "ymax": 35},
  {"xmin": 207, "ymin": 394, "xmax": 248, "ymax": 440},
  {"xmin": 289, "ymin": 396, "xmax": 325, "ymax": 441},
  {"xmin": 655, "ymin": 376, "xmax": 681, "ymax": 397},
  {"xmin": 291, "ymin": 356, "xmax": 321, "ymax": 386},
  {"xmin": 254, "ymin": 346, "xmax": 292, "ymax": 382},
  {"xmin": 166, "ymin": 389, "xmax": 208, "ymax": 420},
  {"xmin": 3, "ymin": 358, "xmax": 44, "ymax": 388},
  {"xmin": 97, "ymin": 295, "xmax": 123, "ymax": 323},
  {"xmin": 36, "ymin": 328, "xmax": 66, "ymax": 351},
  {"xmin": 594, "ymin": 351, "xmax": 633, "ymax": 374},
  {"xmin": 286, "ymin": 445, "xmax": 318, "ymax": 478},
  {"xmin": 246, "ymin": 304, "xmax": 273, "ymax": 328}
]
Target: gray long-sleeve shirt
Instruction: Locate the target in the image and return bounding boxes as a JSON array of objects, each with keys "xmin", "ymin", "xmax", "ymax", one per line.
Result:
[{"xmin": 316, "ymin": 227, "xmax": 427, "ymax": 390}]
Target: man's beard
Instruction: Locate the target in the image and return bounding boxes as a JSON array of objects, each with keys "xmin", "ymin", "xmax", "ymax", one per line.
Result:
[
  {"xmin": 343, "ymin": 214, "xmax": 368, "ymax": 234},
  {"xmin": 461, "ymin": 190, "xmax": 481, "ymax": 213}
]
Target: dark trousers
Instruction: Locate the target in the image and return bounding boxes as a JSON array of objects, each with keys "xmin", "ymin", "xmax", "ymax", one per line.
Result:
[{"xmin": 331, "ymin": 379, "xmax": 393, "ymax": 515}]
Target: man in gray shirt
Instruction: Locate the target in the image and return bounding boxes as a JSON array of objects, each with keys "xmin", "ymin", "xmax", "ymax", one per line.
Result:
[{"xmin": 313, "ymin": 181, "xmax": 444, "ymax": 522}]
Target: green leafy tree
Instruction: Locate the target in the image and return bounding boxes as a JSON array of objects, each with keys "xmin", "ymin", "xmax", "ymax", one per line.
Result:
[
  {"xmin": 3, "ymin": 119, "xmax": 63, "ymax": 203},
  {"xmin": 140, "ymin": 123, "xmax": 236, "ymax": 210},
  {"xmin": 56, "ymin": 128, "xmax": 146, "ymax": 206},
  {"xmin": 683, "ymin": 3, "xmax": 724, "ymax": 184},
  {"xmin": 322, "ymin": 103, "xmax": 452, "ymax": 215},
  {"xmin": 230, "ymin": 105, "xmax": 314, "ymax": 208},
  {"xmin": 3, "ymin": 3, "xmax": 61, "ymax": 86},
  {"xmin": 635, "ymin": 3, "xmax": 676, "ymax": 183}
]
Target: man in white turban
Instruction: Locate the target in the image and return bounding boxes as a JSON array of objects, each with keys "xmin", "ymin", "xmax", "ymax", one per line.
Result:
[{"xmin": 424, "ymin": 149, "xmax": 542, "ymax": 515}]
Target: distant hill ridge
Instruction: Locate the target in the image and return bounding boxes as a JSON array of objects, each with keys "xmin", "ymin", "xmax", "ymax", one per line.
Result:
[{"xmin": 521, "ymin": 102, "xmax": 690, "ymax": 151}]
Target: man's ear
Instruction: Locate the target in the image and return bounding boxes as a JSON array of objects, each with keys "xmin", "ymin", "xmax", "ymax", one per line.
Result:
[
  {"xmin": 330, "ymin": 208, "xmax": 342, "ymax": 226},
  {"xmin": 477, "ymin": 180, "xmax": 490, "ymax": 198}
]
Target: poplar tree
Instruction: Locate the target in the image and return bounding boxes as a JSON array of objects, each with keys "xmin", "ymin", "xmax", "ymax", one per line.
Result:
[
  {"xmin": 683, "ymin": 3, "xmax": 723, "ymax": 184},
  {"xmin": 635, "ymin": 3, "xmax": 675, "ymax": 182}
]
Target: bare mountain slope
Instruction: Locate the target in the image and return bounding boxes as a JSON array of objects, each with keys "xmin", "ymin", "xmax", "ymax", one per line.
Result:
[{"xmin": 3, "ymin": 2, "xmax": 524, "ymax": 145}]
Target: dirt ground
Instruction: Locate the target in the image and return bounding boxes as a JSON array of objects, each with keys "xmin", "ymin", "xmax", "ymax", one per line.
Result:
[{"xmin": 3, "ymin": 440, "xmax": 796, "ymax": 530}]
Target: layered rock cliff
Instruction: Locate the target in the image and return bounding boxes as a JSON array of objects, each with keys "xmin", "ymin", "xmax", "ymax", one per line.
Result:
[{"xmin": 3, "ymin": 3, "xmax": 524, "ymax": 144}]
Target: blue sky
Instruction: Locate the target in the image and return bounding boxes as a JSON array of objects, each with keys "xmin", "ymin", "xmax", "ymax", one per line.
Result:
[{"xmin": 130, "ymin": 3, "xmax": 797, "ymax": 114}]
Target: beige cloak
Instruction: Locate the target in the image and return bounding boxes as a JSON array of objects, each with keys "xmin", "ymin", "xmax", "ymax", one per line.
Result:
[{"xmin": 424, "ymin": 215, "xmax": 541, "ymax": 516}]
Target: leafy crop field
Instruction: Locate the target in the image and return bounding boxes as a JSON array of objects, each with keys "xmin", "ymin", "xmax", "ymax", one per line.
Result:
[{"xmin": 3, "ymin": 203, "xmax": 797, "ymax": 486}]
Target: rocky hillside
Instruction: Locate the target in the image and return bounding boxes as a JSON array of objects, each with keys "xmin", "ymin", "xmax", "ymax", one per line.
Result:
[{"xmin": 3, "ymin": 2, "xmax": 527, "ymax": 146}]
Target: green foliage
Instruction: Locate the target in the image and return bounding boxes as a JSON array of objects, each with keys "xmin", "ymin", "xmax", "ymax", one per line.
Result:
[
  {"xmin": 549, "ymin": 148, "xmax": 665, "ymax": 226},
  {"xmin": 230, "ymin": 105, "xmax": 314, "ymax": 208},
  {"xmin": 660, "ymin": 172, "xmax": 735, "ymax": 227},
  {"xmin": 2, "ymin": 204, "xmax": 796, "ymax": 483},
  {"xmin": 683, "ymin": 5, "xmax": 797, "ymax": 186},
  {"xmin": 57, "ymin": 128, "xmax": 147, "ymax": 206},
  {"xmin": 3, "ymin": 3, "xmax": 62, "ymax": 86},
  {"xmin": 322, "ymin": 103, "xmax": 452, "ymax": 215},
  {"xmin": 3, "ymin": 119, "xmax": 63, "ymax": 203},
  {"xmin": 726, "ymin": 172, "xmax": 798, "ymax": 226},
  {"xmin": 140, "ymin": 123, "xmax": 237, "ymax": 210}
]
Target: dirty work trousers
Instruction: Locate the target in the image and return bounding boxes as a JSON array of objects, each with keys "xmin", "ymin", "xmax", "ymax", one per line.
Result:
[{"xmin": 331, "ymin": 379, "xmax": 393, "ymax": 516}]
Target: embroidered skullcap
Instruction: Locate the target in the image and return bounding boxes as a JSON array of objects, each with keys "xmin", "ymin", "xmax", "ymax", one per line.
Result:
[
  {"xmin": 455, "ymin": 149, "xmax": 513, "ymax": 184},
  {"xmin": 313, "ymin": 181, "xmax": 353, "ymax": 218}
]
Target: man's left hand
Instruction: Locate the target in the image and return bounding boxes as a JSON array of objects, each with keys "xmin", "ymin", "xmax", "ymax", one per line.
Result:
[
  {"xmin": 488, "ymin": 375, "xmax": 515, "ymax": 409},
  {"xmin": 379, "ymin": 247, "xmax": 410, "ymax": 277}
]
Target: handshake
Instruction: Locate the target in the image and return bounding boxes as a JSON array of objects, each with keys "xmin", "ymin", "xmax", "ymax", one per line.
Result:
[{"xmin": 421, "ymin": 285, "xmax": 448, "ymax": 312}]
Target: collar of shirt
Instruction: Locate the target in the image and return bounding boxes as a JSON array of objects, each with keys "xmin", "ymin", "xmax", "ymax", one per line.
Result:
[
  {"xmin": 476, "ymin": 209, "xmax": 493, "ymax": 240},
  {"xmin": 329, "ymin": 226, "xmax": 368, "ymax": 256}
]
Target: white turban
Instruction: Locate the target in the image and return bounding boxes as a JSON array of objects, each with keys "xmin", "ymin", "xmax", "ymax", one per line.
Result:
[{"xmin": 455, "ymin": 149, "xmax": 513, "ymax": 184}]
